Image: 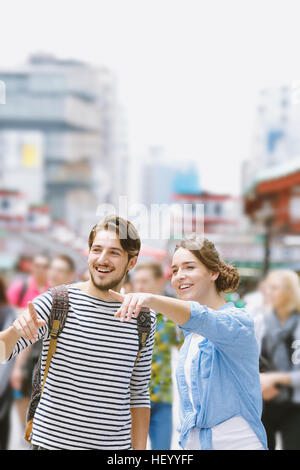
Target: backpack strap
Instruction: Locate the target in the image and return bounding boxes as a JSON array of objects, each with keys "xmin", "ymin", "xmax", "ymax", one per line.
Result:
[
  {"xmin": 41, "ymin": 285, "xmax": 69, "ymax": 394},
  {"xmin": 25, "ymin": 285, "xmax": 69, "ymax": 443},
  {"xmin": 134, "ymin": 307, "xmax": 152, "ymax": 367}
]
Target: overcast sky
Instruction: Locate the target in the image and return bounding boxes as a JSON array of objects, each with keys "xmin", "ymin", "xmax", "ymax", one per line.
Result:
[{"xmin": 1, "ymin": 0, "xmax": 300, "ymax": 195}]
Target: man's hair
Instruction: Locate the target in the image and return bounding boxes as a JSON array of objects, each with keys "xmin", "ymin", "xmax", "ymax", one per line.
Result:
[
  {"xmin": 88, "ymin": 215, "xmax": 141, "ymax": 261},
  {"xmin": 134, "ymin": 262, "xmax": 164, "ymax": 280},
  {"xmin": 52, "ymin": 254, "xmax": 76, "ymax": 272}
]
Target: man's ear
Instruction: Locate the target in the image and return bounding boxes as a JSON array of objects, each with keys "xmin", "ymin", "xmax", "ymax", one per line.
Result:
[{"xmin": 127, "ymin": 255, "xmax": 138, "ymax": 272}]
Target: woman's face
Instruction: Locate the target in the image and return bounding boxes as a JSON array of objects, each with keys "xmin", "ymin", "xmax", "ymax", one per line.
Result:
[
  {"xmin": 265, "ymin": 274, "xmax": 290, "ymax": 311},
  {"xmin": 171, "ymin": 247, "xmax": 218, "ymax": 301}
]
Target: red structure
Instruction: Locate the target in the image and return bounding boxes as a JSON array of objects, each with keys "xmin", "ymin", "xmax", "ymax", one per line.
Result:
[{"xmin": 244, "ymin": 164, "xmax": 300, "ymax": 234}]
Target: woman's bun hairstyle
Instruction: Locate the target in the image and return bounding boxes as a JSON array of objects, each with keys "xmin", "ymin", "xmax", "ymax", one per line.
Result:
[
  {"xmin": 175, "ymin": 235, "xmax": 240, "ymax": 293},
  {"xmin": 216, "ymin": 261, "xmax": 240, "ymax": 293}
]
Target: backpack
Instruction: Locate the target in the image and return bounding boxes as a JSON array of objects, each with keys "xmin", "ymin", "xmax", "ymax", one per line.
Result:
[{"xmin": 24, "ymin": 285, "xmax": 152, "ymax": 443}]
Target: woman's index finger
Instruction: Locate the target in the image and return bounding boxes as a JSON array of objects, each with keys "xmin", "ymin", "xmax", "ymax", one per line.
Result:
[{"xmin": 108, "ymin": 289, "xmax": 125, "ymax": 301}]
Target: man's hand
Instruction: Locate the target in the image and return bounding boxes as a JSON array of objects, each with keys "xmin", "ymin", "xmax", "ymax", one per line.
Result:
[
  {"xmin": 12, "ymin": 302, "xmax": 46, "ymax": 342},
  {"xmin": 109, "ymin": 290, "xmax": 152, "ymax": 322}
]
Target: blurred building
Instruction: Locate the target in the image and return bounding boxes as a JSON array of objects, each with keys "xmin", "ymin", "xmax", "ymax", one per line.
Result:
[
  {"xmin": 243, "ymin": 85, "xmax": 300, "ymax": 273},
  {"xmin": 242, "ymin": 85, "xmax": 299, "ymax": 194},
  {"xmin": 140, "ymin": 147, "xmax": 177, "ymax": 206},
  {"xmin": 171, "ymin": 192, "xmax": 241, "ymax": 235},
  {"xmin": 0, "ymin": 53, "xmax": 128, "ymax": 236}
]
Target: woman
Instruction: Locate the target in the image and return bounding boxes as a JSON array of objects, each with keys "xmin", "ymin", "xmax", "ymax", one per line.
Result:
[
  {"xmin": 0, "ymin": 276, "xmax": 17, "ymax": 450},
  {"xmin": 109, "ymin": 235, "xmax": 267, "ymax": 450},
  {"xmin": 257, "ymin": 270, "xmax": 300, "ymax": 450}
]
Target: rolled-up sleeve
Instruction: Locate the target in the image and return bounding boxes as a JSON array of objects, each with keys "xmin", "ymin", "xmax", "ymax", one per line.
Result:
[
  {"xmin": 130, "ymin": 312, "xmax": 156, "ymax": 408},
  {"xmin": 179, "ymin": 301, "xmax": 256, "ymax": 354}
]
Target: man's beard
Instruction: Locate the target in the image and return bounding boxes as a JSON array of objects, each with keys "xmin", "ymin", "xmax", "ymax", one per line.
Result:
[{"xmin": 89, "ymin": 265, "xmax": 128, "ymax": 292}]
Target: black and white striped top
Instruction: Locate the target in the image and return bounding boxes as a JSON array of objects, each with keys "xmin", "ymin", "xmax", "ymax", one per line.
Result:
[{"xmin": 10, "ymin": 286, "xmax": 156, "ymax": 450}]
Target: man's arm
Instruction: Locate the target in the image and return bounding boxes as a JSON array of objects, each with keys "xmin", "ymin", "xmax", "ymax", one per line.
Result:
[
  {"xmin": 0, "ymin": 302, "xmax": 46, "ymax": 362},
  {"xmin": 130, "ymin": 407, "xmax": 150, "ymax": 450},
  {"xmin": 0, "ymin": 326, "xmax": 21, "ymax": 362}
]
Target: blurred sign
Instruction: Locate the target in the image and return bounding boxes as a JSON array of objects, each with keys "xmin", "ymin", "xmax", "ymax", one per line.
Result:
[{"xmin": 22, "ymin": 144, "xmax": 39, "ymax": 168}]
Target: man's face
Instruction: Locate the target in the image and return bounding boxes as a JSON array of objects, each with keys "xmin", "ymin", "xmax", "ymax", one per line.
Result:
[
  {"xmin": 48, "ymin": 258, "xmax": 74, "ymax": 288},
  {"xmin": 88, "ymin": 230, "xmax": 136, "ymax": 292},
  {"xmin": 133, "ymin": 268, "xmax": 164, "ymax": 295},
  {"xmin": 32, "ymin": 256, "xmax": 49, "ymax": 284}
]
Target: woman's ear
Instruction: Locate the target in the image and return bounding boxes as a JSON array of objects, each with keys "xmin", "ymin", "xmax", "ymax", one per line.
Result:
[{"xmin": 211, "ymin": 271, "xmax": 220, "ymax": 282}]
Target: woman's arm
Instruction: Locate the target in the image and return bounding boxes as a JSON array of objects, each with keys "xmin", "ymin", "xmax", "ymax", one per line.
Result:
[
  {"xmin": 109, "ymin": 290, "xmax": 190, "ymax": 325},
  {"xmin": 109, "ymin": 290, "xmax": 255, "ymax": 353}
]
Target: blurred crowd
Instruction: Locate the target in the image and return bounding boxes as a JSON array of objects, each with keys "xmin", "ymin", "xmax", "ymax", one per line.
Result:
[{"xmin": 1, "ymin": 253, "xmax": 300, "ymax": 450}]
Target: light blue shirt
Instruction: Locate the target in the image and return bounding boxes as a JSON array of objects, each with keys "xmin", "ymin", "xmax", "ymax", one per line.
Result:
[{"xmin": 176, "ymin": 301, "xmax": 268, "ymax": 450}]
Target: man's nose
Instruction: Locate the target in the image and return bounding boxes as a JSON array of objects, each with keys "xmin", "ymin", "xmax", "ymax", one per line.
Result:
[{"xmin": 97, "ymin": 251, "xmax": 110, "ymax": 264}]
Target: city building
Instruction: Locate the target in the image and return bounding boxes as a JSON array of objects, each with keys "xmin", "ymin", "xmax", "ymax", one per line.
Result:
[
  {"xmin": 242, "ymin": 85, "xmax": 300, "ymax": 273},
  {"xmin": 0, "ymin": 53, "xmax": 127, "ymax": 236}
]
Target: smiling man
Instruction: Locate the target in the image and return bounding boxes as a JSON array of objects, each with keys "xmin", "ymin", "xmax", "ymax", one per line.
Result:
[{"xmin": 0, "ymin": 215, "xmax": 156, "ymax": 450}]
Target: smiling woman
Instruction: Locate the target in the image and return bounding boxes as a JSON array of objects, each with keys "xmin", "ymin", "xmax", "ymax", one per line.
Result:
[{"xmin": 112, "ymin": 234, "xmax": 268, "ymax": 450}]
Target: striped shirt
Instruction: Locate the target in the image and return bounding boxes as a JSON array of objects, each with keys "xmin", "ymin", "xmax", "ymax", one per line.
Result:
[{"xmin": 9, "ymin": 285, "xmax": 156, "ymax": 450}]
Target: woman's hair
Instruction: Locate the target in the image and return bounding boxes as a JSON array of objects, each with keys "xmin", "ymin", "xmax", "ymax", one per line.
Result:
[
  {"xmin": 88, "ymin": 214, "xmax": 141, "ymax": 261},
  {"xmin": 174, "ymin": 234, "xmax": 240, "ymax": 293},
  {"xmin": 266, "ymin": 269, "xmax": 300, "ymax": 313},
  {"xmin": 0, "ymin": 276, "xmax": 8, "ymax": 305}
]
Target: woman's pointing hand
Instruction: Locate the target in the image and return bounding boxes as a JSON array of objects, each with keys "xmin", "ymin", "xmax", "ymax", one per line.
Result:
[{"xmin": 109, "ymin": 289, "xmax": 152, "ymax": 322}]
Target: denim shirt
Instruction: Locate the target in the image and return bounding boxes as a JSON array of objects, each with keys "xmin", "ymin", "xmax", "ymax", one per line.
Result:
[{"xmin": 176, "ymin": 301, "xmax": 268, "ymax": 450}]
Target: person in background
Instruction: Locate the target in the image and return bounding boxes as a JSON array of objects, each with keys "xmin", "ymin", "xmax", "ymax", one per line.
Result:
[
  {"xmin": 244, "ymin": 278, "xmax": 269, "ymax": 319},
  {"xmin": 80, "ymin": 269, "xmax": 90, "ymax": 282},
  {"xmin": 256, "ymin": 270, "xmax": 300, "ymax": 450},
  {"xmin": 0, "ymin": 276, "xmax": 17, "ymax": 449},
  {"xmin": 123, "ymin": 272, "xmax": 133, "ymax": 294},
  {"xmin": 48, "ymin": 254, "xmax": 76, "ymax": 288},
  {"xmin": 7, "ymin": 254, "xmax": 50, "ymax": 434},
  {"xmin": 133, "ymin": 262, "xmax": 183, "ymax": 450},
  {"xmin": 7, "ymin": 255, "xmax": 50, "ymax": 309}
]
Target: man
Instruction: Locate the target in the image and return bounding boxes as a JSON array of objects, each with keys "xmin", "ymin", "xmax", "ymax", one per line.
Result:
[
  {"xmin": 7, "ymin": 254, "xmax": 50, "ymax": 434},
  {"xmin": 48, "ymin": 254, "xmax": 76, "ymax": 288},
  {"xmin": 0, "ymin": 215, "xmax": 156, "ymax": 450},
  {"xmin": 133, "ymin": 262, "xmax": 183, "ymax": 450}
]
